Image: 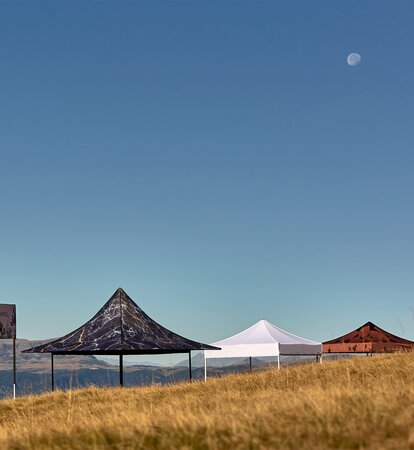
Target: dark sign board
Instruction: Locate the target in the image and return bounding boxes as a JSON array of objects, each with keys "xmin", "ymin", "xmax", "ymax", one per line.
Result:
[{"xmin": 0, "ymin": 304, "xmax": 16, "ymax": 339}]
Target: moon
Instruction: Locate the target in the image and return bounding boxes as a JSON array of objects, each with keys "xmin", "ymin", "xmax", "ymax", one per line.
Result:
[{"xmin": 347, "ymin": 53, "xmax": 361, "ymax": 66}]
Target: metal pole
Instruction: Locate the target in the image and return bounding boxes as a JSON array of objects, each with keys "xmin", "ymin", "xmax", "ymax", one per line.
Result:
[
  {"xmin": 249, "ymin": 357, "xmax": 252, "ymax": 372},
  {"xmin": 12, "ymin": 338, "xmax": 16, "ymax": 399},
  {"xmin": 204, "ymin": 354, "xmax": 207, "ymax": 382},
  {"xmin": 119, "ymin": 354, "xmax": 124, "ymax": 386},
  {"xmin": 51, "ymin": 354, "xmax": 54, "ymax": 391},
  {"xmin": 188, "ymin": 351, "xmax": 192, "ymax": 381},
  {"xmin": 277, "ymin": 344, "xmax": 280, "ymax": 370}
]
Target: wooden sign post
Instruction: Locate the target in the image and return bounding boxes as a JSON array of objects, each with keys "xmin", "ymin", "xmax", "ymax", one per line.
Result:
[{"xmin": 0, "ymin": 304, "xmax": 17, "ymax": 399}]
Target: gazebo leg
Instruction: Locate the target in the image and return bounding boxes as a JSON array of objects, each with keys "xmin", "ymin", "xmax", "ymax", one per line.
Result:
[
  {"xmin": 204, "ymin": 355, "xmax": 207, "ymax": 382},
  {"xmin": 188, "ymin": 351, "xmax": 192, "ymax": 381},
  {"xmin": 119, "ymin": 354, "xmax": 124, "ymax": 387},
  {"xmin": 51, "ymin": 354, "xmax": 55, "ymax": 392},
  {"xmin": 249, "ymin": 357, "xmax": 252, "ymax": 372},
  {"xmin": 277, "ymin": 355, "xmax": 280, "ymax": 370}
]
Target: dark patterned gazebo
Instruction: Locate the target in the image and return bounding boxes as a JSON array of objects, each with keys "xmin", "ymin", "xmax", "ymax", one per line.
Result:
[
  {"xmin": 323, "ymin": 321, "xmax": 414, "ymax": 354},
  {"xmin": 23, "ymin": 288, "xmax": 219, "ymax": 389}
]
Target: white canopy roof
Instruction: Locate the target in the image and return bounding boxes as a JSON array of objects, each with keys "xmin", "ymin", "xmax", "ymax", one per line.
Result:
[{"xmin": 204, "ymin": 320, "xmax": 322, "ymax": 359}]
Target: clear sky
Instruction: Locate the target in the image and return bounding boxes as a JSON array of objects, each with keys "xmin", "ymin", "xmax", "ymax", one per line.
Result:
[{"xmin": 1, "ymin": 1, "xmax": 414, "ymax": 348}]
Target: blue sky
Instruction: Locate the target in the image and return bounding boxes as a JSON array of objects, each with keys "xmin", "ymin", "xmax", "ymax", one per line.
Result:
[{"xmin": 1, "ymin": 1, "xmax": 414, "ymax": 347}]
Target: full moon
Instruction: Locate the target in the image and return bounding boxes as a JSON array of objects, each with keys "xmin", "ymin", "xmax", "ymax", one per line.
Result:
[{"xmin": 347, "ymin": 53, "xmax": 361, "ymax": 66}]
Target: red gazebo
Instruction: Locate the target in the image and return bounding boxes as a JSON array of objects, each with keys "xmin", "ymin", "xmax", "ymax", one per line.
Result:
[{"xmin": 323, "ymin": 321, "xmax": 414, "ymax": 354}]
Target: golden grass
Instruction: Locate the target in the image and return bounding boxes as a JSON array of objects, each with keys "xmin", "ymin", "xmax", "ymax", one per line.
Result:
[{"xmin": 1, "ymin": 353, "xmax": 414, "ymax": 449}]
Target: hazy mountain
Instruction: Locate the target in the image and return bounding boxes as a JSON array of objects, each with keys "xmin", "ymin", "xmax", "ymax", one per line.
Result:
[
  {"xmin": 96, "ymin": 355, "xmax": 170, "ymax": 367},
  {"xmin": 177, "ymin": 351, "xmax": 285, "ymax": 368},
  {"xmin": 0, "ymin": 339, "xmax": 112, "ymax": 372}
]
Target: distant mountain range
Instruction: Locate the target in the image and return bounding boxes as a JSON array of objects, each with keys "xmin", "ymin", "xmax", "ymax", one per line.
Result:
[
  {"xmin": 0, "ymin": 339, "xmax": 112, "ymax": 372},
  {"xmin": 0, "ymin": 339, "xmax": 282, "ymax": 372},
  {"xmin": 0, "ymin": 339, "xmax": 308, "ymax": 399},
  {"xmin": 0, "ymin": 339, "xmax": 200, "ymax": 398}
]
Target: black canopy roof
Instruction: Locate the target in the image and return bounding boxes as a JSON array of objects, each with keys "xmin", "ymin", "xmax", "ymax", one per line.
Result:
[{"xmin": 23, "ymin": 288, "xmax": 219, "ymax": 355}]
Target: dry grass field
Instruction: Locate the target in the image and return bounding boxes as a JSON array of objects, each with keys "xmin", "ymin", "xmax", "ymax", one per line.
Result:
[{"xmin": 1, "ymin": 353, "xmax": 414, "ymax": 449}]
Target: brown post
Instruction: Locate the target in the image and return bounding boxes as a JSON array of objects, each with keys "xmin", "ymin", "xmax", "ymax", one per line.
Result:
[
  {"xmin": 188, "ymin": 351, "xmax": 192, "ymax": 381},
  {"xmin": 249, "ymin": 357, "xmax": 252, "ymax": 372}
]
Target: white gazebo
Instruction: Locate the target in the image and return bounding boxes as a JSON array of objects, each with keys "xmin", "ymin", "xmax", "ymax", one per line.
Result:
[{"xmin": 203, "ymin": 319, "xmax": 322, "ymax": 380}]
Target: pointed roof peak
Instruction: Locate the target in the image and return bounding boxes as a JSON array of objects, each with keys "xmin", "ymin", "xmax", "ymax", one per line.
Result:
[
  {"xmin": 111, "ymin": 288, "xmax": 131, "ymax": 304},
  {"xmin": 259, "ymin": 320, "xmax": 273, "ymax": 330}
]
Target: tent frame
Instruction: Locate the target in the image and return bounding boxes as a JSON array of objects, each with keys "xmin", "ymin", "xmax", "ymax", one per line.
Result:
[
  {"xmin": 49, "ymin": 350, "xmax": 194, "ymax": 391},
  {"xmin": 204, "ymin": 351, "xmax": 322, "ymax": 381}
]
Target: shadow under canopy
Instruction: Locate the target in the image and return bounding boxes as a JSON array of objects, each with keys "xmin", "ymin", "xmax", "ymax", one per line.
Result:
[{"xmin": 23, "ymin": 288, "xmax": 219, "ymax": 389}]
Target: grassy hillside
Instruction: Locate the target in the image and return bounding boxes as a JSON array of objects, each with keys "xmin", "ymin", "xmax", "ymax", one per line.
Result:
[{"xmin": 1, "ymin": 353, "xmax": 414, "ymax": 449}]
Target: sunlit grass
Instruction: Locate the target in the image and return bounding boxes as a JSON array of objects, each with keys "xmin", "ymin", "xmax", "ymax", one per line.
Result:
[{"xmin": 1, "ymin": 353, "xmax": 414, "ymax": 449}]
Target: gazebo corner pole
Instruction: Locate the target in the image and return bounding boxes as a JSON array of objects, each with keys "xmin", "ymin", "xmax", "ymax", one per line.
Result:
[
  {"xmin": 204, "ymin": 352, "xmax": 207, "ymax": 382},
  {"xmin": 119, "ymin": 354, "xmax": 124, "ymax": 387},
  {"xmin": 188, "ymin": 351, "xmax": 192, "ymax": 381},
  {"xmin": 277, "ymin": 343, "xmax": 280, "ymax": 370},
  {"xmin": 249, "ymin": 356, "xmax": 252, "ymax": 372},
  {"xmin": 51, "ymin": 353, "xmax": 54, "ymax": 391}
]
